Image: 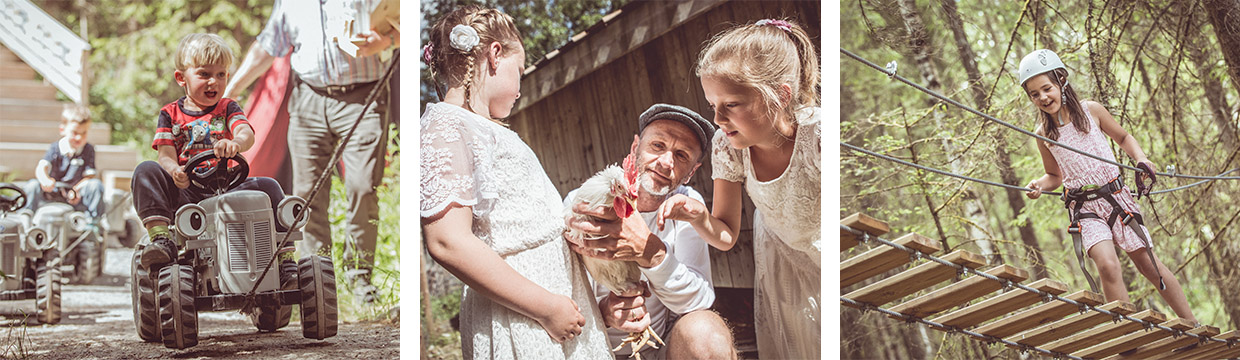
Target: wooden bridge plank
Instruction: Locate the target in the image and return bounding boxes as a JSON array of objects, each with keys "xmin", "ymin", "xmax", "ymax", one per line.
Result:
[
  {"xmin": 1004, "ymin": 301, "xmax": 1138, "ymax": 349},
  {"xmin": 1175, "ymin": 330, "xmax": 1235, "ymax": 360},
  {"xmin": 974, "ymin": 290, "xmax": 1105, "ymax": 339},
  {"xmin": 928, "ymin": 278, "xmax": 1068, "ymax": 330},
  {"xmin": 1207, "ymin": 344, "xmax": 1240, "ymax": 360},
  {"xmin": 842, "ymin": 250, "xmax": 986, "ymax": 307},
  {"xmin": 1174, "ymin": 330, "xmax": 1238, "ymax": 360},
  {"xmin": 841, "ymin": 213, "xmax": 890, "ymax": 252},
  {"xmin": 1043, "ymin": 309, "xmax": 1166, "ymax": 355},
  {"xmin": 888, "ymin": 265, "xmax": 1028, "ymax": 319},
  {"xmin": 1072, "ymin": 318, "xmax": 1194, "ymax": 359},
  {"xmin": 1106, "ymin": 325, "xmax": 1220, "ymax": 360},
  {"xmin": 841, "ymin": 232, "xmax": 940, "ymax": 288}
]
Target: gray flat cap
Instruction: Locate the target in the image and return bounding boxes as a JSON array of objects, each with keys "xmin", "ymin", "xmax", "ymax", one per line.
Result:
[{"xmin": 637, "ymin": 103, "xmax": 715, "ymax": 154}]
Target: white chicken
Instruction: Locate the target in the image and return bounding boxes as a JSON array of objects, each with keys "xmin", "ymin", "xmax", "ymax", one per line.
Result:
[{"xmin": 566, "ymin": 153, "xmax": 665, "ymax": 358}]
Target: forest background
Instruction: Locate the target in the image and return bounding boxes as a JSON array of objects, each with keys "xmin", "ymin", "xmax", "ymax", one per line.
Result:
[{"xmin": 841, "ymin": 0, "xmax": 1240, "ymax": 358}]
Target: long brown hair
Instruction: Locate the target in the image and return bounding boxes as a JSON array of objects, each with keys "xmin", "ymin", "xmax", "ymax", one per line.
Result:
[
  {"xmin": 425, "ymin": 5, "xmax": 521, "ymax": 114},
  {"xmin": 1032, "ymin": 68, "xmax": 1089, "ymax": 142}
]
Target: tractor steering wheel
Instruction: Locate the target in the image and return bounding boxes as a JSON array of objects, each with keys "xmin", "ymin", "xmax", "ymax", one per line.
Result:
[
  {"xmin": 42, "ymin": 182, "xmax": 78, "ymax": 203},
  {"xmin": 0, "ymin": 183, "xmax": 26, "ymax": 212},
  {"xmin": 184, "ymin": 150, "xmax": 249, "ymax": 195}
]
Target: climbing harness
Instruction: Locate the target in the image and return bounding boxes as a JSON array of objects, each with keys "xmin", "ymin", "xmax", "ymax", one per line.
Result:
[{"xmin": 1061, "ymin": 175, "xmax": 1165, "ymax": 294}]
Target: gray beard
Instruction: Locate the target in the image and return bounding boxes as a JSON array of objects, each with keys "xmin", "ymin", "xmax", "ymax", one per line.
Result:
[{"xmin": 639, "ymin": 172, "xmax": 674, "ymax": 196}]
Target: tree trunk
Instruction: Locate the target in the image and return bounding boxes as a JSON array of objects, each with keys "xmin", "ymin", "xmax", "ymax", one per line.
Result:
[
  {"xmin": 1200, "ymin": 0, "xmax": 1240, "ymax": 150},
  {"xmin": 1086, "ymin": 2, "xmax": 1123, "ymax": 108},
  {"xmin": 1032, "ymin": 0, "xmax": 1056, "ymax": 51},
  {"xmin": 901, "ymin": 0, "xmax": 999, "ymax": 263},
  {"xmin": 1204, "ymin": 0, "xmax": 1240, "ymax": 96}
]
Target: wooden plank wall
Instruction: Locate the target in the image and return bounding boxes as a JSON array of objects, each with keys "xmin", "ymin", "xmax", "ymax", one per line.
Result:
[{"xmin": 508, "ymin": 0, "xmax": 822, "ymax": 289}]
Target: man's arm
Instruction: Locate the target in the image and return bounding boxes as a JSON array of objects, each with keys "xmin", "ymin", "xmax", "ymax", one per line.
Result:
[{"xmin": 223, "ymin": 43, "xmax": 277, "ymax": 101}]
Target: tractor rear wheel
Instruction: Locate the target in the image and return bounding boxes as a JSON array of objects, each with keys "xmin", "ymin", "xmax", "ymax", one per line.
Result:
[{"xmin": 130, "ymin": 244, "xmax": 160, "ymax": 342}]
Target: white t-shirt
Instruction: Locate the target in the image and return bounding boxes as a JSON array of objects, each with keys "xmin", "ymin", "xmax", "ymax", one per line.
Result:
[{"xmin": 563, "ymin": 186, "xmax": 715, "ymax": 357}]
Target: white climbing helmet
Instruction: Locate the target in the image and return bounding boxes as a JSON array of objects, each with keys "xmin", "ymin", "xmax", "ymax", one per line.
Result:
[{"xmin": 1018, "ymin": 49, "xmax": 1067, "ymax": 86}]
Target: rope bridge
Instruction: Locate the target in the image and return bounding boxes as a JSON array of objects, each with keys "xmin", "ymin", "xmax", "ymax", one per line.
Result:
[{"xmin": 841, "ymin": 213, "xmax": 1239, "ymax": 360}]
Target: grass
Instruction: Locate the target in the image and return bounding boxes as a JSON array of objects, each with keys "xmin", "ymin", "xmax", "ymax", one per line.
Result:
[
  {"xmin": 320, "ymin": 126, "xmax": 401, "ymax": 322},
  {"xmin": 422, "ymin": 287, "xmax": 462, "ymax": 359}
]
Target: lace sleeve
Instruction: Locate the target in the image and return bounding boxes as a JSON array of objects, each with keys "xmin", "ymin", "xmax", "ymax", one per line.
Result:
[
  {"xmin": 710, "ymin": 129, "xmax": 745, "ymax": 182},
  {"xmin": 800, "ymin": 110, "xmax": 821, "ymax": 176},
  {"xmin": 420, "ymin": 108, "xmax": 497, "ymax": 218}
]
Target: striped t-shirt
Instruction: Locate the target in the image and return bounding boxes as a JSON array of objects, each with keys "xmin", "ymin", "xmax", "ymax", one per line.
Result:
[{"xmin": 151, "ymin": 97, "xmax": 250, "ymax": 169}]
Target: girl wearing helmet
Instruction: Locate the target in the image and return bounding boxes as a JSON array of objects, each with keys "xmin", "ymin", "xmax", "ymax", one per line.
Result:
[{"xmin": 1020, "ymin": 49, "xmax": 1197, "ymax": 325}]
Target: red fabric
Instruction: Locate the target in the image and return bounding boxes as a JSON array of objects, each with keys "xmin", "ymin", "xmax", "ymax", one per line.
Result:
[{"xmin": 240, "ymin": 56, "xmax": 294, "ymax": 191}]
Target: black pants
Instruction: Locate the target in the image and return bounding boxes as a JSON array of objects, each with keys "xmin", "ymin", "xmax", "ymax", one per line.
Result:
[{"xmin": 130, "ymin": 161, "xmax": 287, "ymax": 232}]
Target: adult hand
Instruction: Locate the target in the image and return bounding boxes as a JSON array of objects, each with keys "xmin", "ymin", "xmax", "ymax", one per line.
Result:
[
  {"xmin": 535, "ymin": 294, "xmax": 586, "ymax": 343},
  {"xmin": 655, "ymin": 193, "xmax": 708, "ymax": 231},
  {"xmin": 356, "ymin": 31, "xmax": 393, "ymax": 58},
  {"xmin": 565, "ymin": 202, "xmax": 666, "ymax": 268},
  {"xmin": 1025, "ymin": 179, "xmax": 1043, "ymax": 199},
  {"xmin": 213, "ymin": 139, "xmax": 241, "ymax": 159},
  {"xmin": 171, "ymin": 167, "xmax": 190, "ymax": 189},
  {"xmin": 598, "ymin": 284, "xmax": 652, "ymax": 333}
]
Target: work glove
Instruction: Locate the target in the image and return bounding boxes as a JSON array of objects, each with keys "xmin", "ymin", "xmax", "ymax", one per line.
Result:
[{"xmin": 1135, "ymin": 161, "xmax": 1157, "ymax": 199}]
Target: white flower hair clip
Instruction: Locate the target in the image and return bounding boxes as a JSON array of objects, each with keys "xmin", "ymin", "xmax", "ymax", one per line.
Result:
[{"xmin": 450, "ymin": 24, "xmax": 480, "ymax": 52}]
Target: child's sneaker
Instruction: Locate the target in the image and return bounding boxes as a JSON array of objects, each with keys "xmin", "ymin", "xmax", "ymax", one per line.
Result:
[{"xmin": 140, "ymin": 234, "xmax": 178, "ymax": 268}]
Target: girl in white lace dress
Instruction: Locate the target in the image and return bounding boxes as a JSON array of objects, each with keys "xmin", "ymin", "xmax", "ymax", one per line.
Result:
[
  {"xmin": 657, "ymin": 19, "xmax": 821, "ymax": 359},
  {"xmin": 420, "ymin": 6, "xmax": 611, "ymax": 359}
]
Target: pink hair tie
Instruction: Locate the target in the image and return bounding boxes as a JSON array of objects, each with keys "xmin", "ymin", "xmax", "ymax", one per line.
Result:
[
  {"xmin": 422, "ymin": 43, "xmax": 434, "ymax": 64},
  {"xmin": 755, "ymin": 19, "xmax": 792, "ymax": 32}
]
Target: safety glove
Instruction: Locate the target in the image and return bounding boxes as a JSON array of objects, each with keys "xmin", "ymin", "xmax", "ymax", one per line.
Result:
[{"xmin": 1135, "ymin": 161, "xmax": 1157, "ymax": 199}]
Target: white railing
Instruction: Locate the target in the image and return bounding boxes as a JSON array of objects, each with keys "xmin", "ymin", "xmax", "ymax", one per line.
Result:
[{"xmin": 0, "ymin": 0, "xmax": 90, "ymax": 105}]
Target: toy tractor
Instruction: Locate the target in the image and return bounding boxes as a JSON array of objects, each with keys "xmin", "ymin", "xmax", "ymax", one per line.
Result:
[
  {"xmin": 0, "ymin": 183, "xmax": 61, "ymax": 324},
  {"xmin": 130, "ymin": 151, "xmax": 338, "ymax": 349},
  {"xmin": 30, "ymin": 182, "xmax": 107, "ymax": 284}
]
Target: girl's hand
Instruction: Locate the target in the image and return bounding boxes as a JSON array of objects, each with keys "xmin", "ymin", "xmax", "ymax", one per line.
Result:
[
  {"xmin": 171, "ymin": 167, "xmax": 190, "ymax": 189},
  {"xmin": 536, "ymin": 294, "xmax": 586, "ymax": 343},
  {"xmin": 656, "ymin": 194, "xmax": 708, "ymax": 231},
  {"xmin": 1025, "ymin": 180, "xmax": 1043, "ymax": 199}
]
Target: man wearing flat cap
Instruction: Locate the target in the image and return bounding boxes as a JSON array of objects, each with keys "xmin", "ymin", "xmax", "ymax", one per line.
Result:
[{"xmin": 564, "ymin": 103, "xmax": 736, "ymax": 359}]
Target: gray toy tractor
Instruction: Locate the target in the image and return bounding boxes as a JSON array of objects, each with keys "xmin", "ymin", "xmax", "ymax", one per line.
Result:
[
  {"xmin": 0, "ymin": 183, "xmax": 61, "ymax": 324},
  {"xmin": 30, "ymin": 182, "xmax": 108, "ymax": 284},
  {"xmin": 129, "ymin": 151, "xmax": 338, "ymax": 349}
]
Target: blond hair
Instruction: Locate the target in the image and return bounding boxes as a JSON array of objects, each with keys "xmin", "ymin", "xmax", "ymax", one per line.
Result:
[
  {"xmin": 696, "ymin": 19, "xmax": 819, "ymax": 128},
  {"xmin": 61, "ymin": 104, "xmax": 91, "ymax": 126},
  {"xmin": 174, "ymin": 33, "xmax": 234, "ymax": 71},
  {"xmin": 426, "ymin": 5, "xmax": 522, "ymax": 114}
]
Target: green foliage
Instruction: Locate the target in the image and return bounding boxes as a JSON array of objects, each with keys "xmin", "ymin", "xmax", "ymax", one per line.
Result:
[
  {"xmin": 328, "ymin": 125, "xmax": 401, "ymax": 320},
  {"xmin": 419, "ymin": 0, "xmax": 629, "ymax": 108},
  {"xmin": 37, "ymin": 0, "xmax": 274, "ymax": 146}
]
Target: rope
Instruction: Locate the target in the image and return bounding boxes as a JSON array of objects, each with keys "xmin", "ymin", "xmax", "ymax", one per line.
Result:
[
  {"xmin": 842, "ymin": 142, "xmax": 1239, "ymax": 197},
  {"xmin": 841, "ymin": 224, "xmax": 1228, "ymax": 347},
  {"xmin": 840, "ymin": 296, "xmax": 1083, "ymax": 360},
  {"xmin": 840, "ymin": 47, "xmax": 1240, "ymax": 181},
  {"xmin": 246, "ymin": 49, "xmax": 400, "ymax": 298}
]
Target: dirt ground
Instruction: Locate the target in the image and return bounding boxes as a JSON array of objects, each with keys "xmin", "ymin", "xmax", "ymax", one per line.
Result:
[{"xmin": 0, "ymin": 248, "xmax": 399, "ymax": 359}]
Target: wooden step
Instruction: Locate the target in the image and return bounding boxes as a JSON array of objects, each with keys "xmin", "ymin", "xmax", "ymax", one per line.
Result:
[
  {"xmin": 1174, "ymin": 330, "xmax": 1238, "ymax": 360},
  {"xmin": 888, "ymin": 265, "xmax": 1028, "ymax": 319},
  {"xmin": 841, "ymin": 232, "xmax": 940, "ymax": 288},
  {"xmin": 929, "ymin": 278, "xmax": 1068, "ymax": 330},
  {"xmin": 0, "ymin": 79, "xmax": 60, "ymax": 101},
  {"xmin": 1200, "ymin": 342, "xmax": 1240, "ymax": 360},
  {"xmin": 1005, "ymin": 301, "xmax": 1138, "ymax": 349},
  {"xmin": 841, "ymin": 212, "xmax": 890, "ymax": 251},
  {"xmin": 0, "ymin": 64, "xmax": 36, "ymax": 80},
  {"xmin": 0, "ymin": 142, "xmax": 140, "ymax": 180},
  {"xmin": 1043, "ymin": 309, "xmax": 1166, "ymax": 354},
  {"xmin": 0, "ymin": 46, "xmax": 21, "ymax": 64},
  {"xmin": 973, "ymin": 290, "xmax": 1105, "ymax": 339},
  {"xmin": 0, "ymin": 119, "xmax": 112, "ymax": 144},
  {"xmin": 1106, "ymin": 325, "xmax": 1220, "ymax": 360},
  {"xmin": 1072, "ymin": 318, "xmax": 1195, "ymax": 359},
  {"xmin": 0, "ymin": 98, "xmax": 65, "ymax": 121},
  {"xmin": 842, "ymin": 250, "xmax": 986, "ymax": 308}
]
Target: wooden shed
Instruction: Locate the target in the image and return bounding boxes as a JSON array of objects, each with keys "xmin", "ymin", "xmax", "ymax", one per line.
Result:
[{"xmin": 507, "ymin": 0, "xmax": 821, "ymax": 290}]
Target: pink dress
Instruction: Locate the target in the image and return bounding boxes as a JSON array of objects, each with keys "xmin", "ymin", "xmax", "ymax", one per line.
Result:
[{"xmin": 1046, "ymin": 101, "xmax": 1151, "ymax": 253}]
